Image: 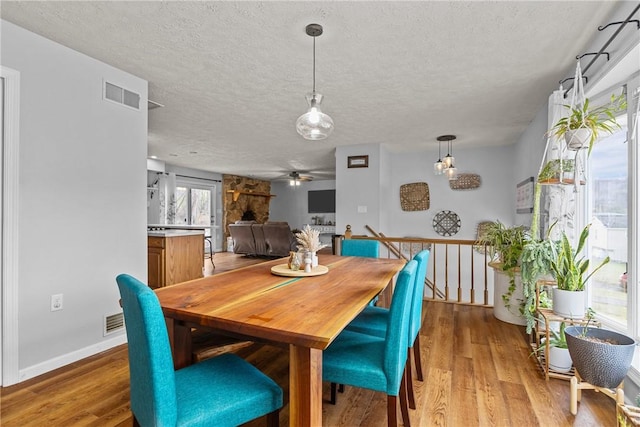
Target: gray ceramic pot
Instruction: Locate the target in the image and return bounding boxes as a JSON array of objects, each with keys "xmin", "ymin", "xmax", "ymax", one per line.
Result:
[{"xmin": 565, "ymin": 326, "xmax": 636, "ymax": 388}]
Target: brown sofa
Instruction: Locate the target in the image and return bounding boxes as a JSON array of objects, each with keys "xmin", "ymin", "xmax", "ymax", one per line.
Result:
[{"xmin": 229, "ymin": 221, "xmax": 298, "ymax": 257}]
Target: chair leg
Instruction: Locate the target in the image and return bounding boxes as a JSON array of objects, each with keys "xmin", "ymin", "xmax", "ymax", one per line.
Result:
[
  {"xmin": 387, "ymin": 395, "xmax": 398, "ymax": 427},
  {"xmin": 412, "ymin": 335, "xmax": 424, "ymax": 381},
  {"xmin": 338, "ymin": 383, "xmax": 345, "ymax": 393},
  {"xmin": 266, "ymin": 409, "xmax": 279, "ymax": 427},
  {"xmin": 406, "ymin": 357, "xmax": 416, "ymax": 410},
  {"xmin": 330, "ymin": 382, "xmax": 337, "ymax": 405},
  {"xmin": 399, "ymin": 370, "xmax": 412, "ymax": 427}
]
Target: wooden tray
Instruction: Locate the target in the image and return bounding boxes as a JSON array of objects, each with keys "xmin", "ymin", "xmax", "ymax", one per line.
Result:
[{"xmin": 271, "ymin": 264, "xmax": 329, "ymax": 277}]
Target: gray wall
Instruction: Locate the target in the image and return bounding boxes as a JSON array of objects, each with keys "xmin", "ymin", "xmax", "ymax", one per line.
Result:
[
  {"xmin": 2, "ymin": 21, "xmax": 147, "ymax": 380},
  {"xmin": 270, "ymin": 179, "xmax": 336, "ymax": 230}
]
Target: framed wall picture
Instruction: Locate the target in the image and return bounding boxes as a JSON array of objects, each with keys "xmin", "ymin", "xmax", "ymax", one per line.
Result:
[
  {"xmin": 516, "ymin": 177, "xmax": 534, "ymax": 213},
  {"xmin": 347, "ymin": 155, "xmax": 369, "ymax": 168}
]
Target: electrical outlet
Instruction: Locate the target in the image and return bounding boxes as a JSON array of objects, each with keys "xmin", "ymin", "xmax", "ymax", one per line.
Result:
[{"xmin": 51, "ymin": 294, "xmax": 63, "ymax": 311}]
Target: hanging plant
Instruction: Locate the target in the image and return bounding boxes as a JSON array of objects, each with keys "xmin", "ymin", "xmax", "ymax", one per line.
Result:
[{"xmin": 550, "ymin": 94, "xmax": 626, "ymax": 155}]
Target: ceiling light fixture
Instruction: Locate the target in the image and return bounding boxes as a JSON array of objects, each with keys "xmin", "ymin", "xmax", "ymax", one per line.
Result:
[
  {"xmin": 435, "ymin": 135, "xmax": 458, "ymax": 180},
  {"xmin": 296, "ymin": 23, "xmax": 334, "ymax": 140},
  {"xmin": 289, "ymin": 171, "xmax": 302, "ymax": 186}
]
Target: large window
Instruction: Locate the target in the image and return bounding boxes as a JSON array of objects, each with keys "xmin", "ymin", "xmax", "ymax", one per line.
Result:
[{"xmin": 587, "ymin": 112, "xmax": 628, "ymax": 329}]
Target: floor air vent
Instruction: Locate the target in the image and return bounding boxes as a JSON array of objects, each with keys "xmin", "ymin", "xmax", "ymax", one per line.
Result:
[
  {"xmin": 104, "ymin": 312, "xmax": 124, "ymax": 336},
  {"xmin": 104, "ymin": 81, "xmax": 140, "ymax": 110}
]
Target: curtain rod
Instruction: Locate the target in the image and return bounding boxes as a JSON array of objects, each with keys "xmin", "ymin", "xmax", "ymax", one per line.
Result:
[
  {"xmin": 563, "ymin": 3, "xmax": 640, "ymax": 98},
  {"xmin": 156, "ymin": 171, "xmax": 222, "ymax": 183}
]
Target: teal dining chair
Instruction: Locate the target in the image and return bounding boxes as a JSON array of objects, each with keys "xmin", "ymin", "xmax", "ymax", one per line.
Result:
[
  {"xmin": 345, "ymin": 249, "xmax": 430, "ymax": 409},
  {"xmin": 341, "ymin": 239, "xmax": 380, "ymax": 258},
  {"xmin": 116, "ymin": 274, "xmax": 283, "ymax": 427},
  {"xmin": 322, "ymin": 260, "xmax": 418, "ymax": 427}
]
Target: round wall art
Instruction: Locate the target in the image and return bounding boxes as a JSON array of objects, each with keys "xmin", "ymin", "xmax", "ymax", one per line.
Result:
[{"xmin": 433, "ymin": 210, "xmax": 461, "ymax": 236}]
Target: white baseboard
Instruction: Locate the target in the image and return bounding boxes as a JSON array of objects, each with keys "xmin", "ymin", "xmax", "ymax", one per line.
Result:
[{"xmin": 18, "ymin": 333, "xmax": 127, "ymax": 383}]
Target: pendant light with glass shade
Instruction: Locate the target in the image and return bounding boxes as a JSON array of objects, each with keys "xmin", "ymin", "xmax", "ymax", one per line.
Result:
[
  {"xmin": 433, "ymin": 137, "xmax": 445, "ymax": 175},
  {"xmin": 296, "ymin": 24, "xmax": 334, "ymax": 140},
  {"xmin": 435, "ymin": 135, "xmax": 458, "ymax": 180}
]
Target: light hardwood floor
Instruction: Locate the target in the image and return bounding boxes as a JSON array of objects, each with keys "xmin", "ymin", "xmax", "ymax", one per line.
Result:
[{"xmin": 1, "ymin": 252, "xmax": 616, "ymax": 426}]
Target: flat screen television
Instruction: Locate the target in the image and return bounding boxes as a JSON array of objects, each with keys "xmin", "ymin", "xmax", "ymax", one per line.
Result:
[{"xmin": 308, "ymin": 189, "xmax": 336, "ymax": 213}]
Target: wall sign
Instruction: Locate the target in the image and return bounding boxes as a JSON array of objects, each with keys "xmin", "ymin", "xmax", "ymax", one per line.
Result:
[
  {"xmin": 347, "ymin": 155, "xmax": 369, "ymax": 168},
  {"xmin": 516, "ymin": 177, "xmax": 534, "ymax": 214}
]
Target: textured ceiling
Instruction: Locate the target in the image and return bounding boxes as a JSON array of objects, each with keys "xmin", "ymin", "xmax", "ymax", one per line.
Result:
[{"xmin": 0, "ymin": 1, "xmax": 621, "ymax": 180}]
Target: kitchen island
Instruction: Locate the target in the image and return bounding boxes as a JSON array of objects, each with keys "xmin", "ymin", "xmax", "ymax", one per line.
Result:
[{"xmin": 147, "ymin": 229, "xmax": 204, "ymax": 288}]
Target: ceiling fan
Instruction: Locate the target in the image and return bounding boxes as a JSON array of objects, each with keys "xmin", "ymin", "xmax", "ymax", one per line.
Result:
[{"xmin": 287, "ymin": 171, "xmax": 313, "ymax": 186}]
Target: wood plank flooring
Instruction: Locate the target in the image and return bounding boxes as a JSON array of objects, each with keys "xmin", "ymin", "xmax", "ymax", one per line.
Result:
[{"xmin": 1, "ymin": 252, "xmax": 616, "ymax": 426}]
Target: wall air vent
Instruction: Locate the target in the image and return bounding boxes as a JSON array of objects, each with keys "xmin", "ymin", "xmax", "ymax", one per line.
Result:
[
  {"xmin": 104, "ymin": 312, "xmax": 124, "ymax": 336},
  {"xmin": 103, "ymin": 81, "xmax": 140, "ymax": 110}
]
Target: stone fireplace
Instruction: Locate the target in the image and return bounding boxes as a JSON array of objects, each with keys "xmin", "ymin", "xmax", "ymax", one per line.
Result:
[{"xmin": 222, "ymin": 174, "xmax": 273, "ymax": 240}]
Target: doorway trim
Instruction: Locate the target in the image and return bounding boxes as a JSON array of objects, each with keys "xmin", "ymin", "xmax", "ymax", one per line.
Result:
[{"xmin": 2, "ymin": 66, "xmax": 20, "ymax": 386}]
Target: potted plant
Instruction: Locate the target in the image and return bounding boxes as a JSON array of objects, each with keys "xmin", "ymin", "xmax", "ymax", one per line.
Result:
[
  {"xmin": 476, "ymin": 221, "xmax": 528, "ymax": 325},
  {"xmin": 537, "ymin": 158, "xmax": 576, "ymax": 184},
  {"xmin": 550, "ymin": 94, "xmax": 626, "ymax": 155},
  {"xmin": 534, "ymin": 322, "xmax": 572, "ymax": 373},
  {"xmin": 549, "ymin": 224, "xmax": 610, "ymax": 319},
  {"xmin": 477, "ymin": 221, "xmax": 558, "ymax": 331},
  {"xmin": 565, "ymin": 320, "xmax": 636, "ymax": 388}
]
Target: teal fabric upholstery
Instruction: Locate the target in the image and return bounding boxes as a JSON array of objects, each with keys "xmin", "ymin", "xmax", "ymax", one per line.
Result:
[
  {"xmin": 346, "ymin": 250, "xmax": 430, "ymax": 341},
  {"xmin": 343, "ymin": 250, "xmax": 430, "ymax": 410},
  {"xmin": 322, "ymin": 260, "xmax": 417, "ymax": 396},
  {"xmin": 116, "ymin": 274, "xmax": 282, "ymax": 427},
  {"xmin": 341, "ymin": 239, "xmax": 380, "ymax": 258}
]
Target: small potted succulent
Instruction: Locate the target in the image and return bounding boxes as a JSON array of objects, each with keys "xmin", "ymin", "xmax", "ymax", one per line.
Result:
[{"xmin": 550, "ymin": 94, "xmax": 626, "ymax": 155}]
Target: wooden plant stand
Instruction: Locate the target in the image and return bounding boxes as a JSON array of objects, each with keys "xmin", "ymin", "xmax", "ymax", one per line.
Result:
[{"xmin": 570, "ymin": 371, "xmax": 624, "ymax": 415}]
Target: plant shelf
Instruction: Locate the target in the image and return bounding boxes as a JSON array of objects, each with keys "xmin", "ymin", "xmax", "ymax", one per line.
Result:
[{"xmin": 538, "ymin": 178, "xmax": 585, "ymax": 186}]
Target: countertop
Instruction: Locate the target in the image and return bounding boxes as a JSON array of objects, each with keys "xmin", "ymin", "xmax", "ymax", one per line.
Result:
[
  {"xmin": 148, "ymin": 224, "xmax": 208, "ymax": 230},
  {"xmin": 148, "ymin": 229, "xmax": 204, "ymax": 237}
]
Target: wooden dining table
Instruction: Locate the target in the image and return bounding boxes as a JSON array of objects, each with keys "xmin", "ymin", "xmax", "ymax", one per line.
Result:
[{"xmin": 155, "ymin": 253, "xmax": 405, "ymax": 427}]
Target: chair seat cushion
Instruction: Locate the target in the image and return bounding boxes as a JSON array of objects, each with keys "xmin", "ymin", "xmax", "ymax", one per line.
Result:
[
  {"xmin": 345, "ymin": 306, "xmax": 389, "ymax": 338},
  {"xmin": 322, "ymin": 330, "xmax": 392, "ymax": 395},
  {"xmin": 175, "ymin": 353, "xmax": 282, "ymax": 427}
]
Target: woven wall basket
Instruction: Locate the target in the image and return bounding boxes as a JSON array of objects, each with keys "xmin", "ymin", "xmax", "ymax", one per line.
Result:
[
  {"xmin": 450, "ymin": 173, "xmax": 481, "ymax": 190},
  {"xmin": 400, "ymin": 182, "xmax": 430, "ymax": 211}
]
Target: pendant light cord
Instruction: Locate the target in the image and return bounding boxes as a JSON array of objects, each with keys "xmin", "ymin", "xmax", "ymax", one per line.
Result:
[{"xmin": 312, "ymin": 36, "xmax": 316, "ymax": 93}]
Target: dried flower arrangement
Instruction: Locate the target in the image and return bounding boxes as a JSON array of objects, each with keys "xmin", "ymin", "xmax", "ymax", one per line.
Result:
[{"xmin": 295, "ymin": 225, "xmax": 327, "ymax": 253}]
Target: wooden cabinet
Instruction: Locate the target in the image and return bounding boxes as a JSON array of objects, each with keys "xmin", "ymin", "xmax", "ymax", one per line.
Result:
[{"xmin": 147, "ymin": 233, "xmax": 203, "ymax": 288}]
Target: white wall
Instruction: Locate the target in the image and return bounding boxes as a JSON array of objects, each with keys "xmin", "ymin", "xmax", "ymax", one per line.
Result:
[
  {"xmin": 271, "ymin": 180, "xmax": 336, "ymax": 230},
  {"xmin": 2, "ymin": 21, "xmax": 147, "ymax": 381},
  {"xmin": 336, "ymin": 143, "xmax": 516, "ymax": 240},
  {"xmin": 335, "ymin": 144, "xmax": 383, "ymax": 236},
  {"xmin": 513, "ymin": 101, "xmax": 550, "ymax": 228}
]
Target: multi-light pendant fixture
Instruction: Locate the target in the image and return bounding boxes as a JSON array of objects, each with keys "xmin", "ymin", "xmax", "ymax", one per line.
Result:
[
  {"xmin": 434, "ymin": 135, "xmax": 458, "ymax": 180},
  {"xmin": 296, "ymin": 23, "xmax": 334, "ymax": 140}
]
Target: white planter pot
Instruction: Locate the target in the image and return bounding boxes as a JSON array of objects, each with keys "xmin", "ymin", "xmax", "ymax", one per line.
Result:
[
  {"xmin": 548, "ymin": 346, "xmax": 572, "ymax": 373},
  {"xmin": 552, "ymin": 288, "xmax": 586, "ymax": 319},
  {"xmin": 492, "ymin": 266, "xmax": 526, "ymax": 326},
  {"xmin": 564, "ymin": 128, "xmax": 592, "ymax": 150}
]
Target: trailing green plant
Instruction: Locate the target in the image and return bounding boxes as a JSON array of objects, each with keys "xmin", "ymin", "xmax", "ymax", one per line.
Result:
[
  {"xmin": 477, "ymin": 222, "xmax": 559, "ymax": 329},
  {"xmin": 550, "ymin": 94, "xmax": 626, "ymax": 156},
  {"xmin": 476, "ymin": 221, "xmax": 528, "ymax": 269},
  {"xmin": 550, "ymin": 225, "xmax": 610, "ymax": 291},
  {"xmin": 520, "ymin": 233, "xmax": 558, "ymax": 333}
]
